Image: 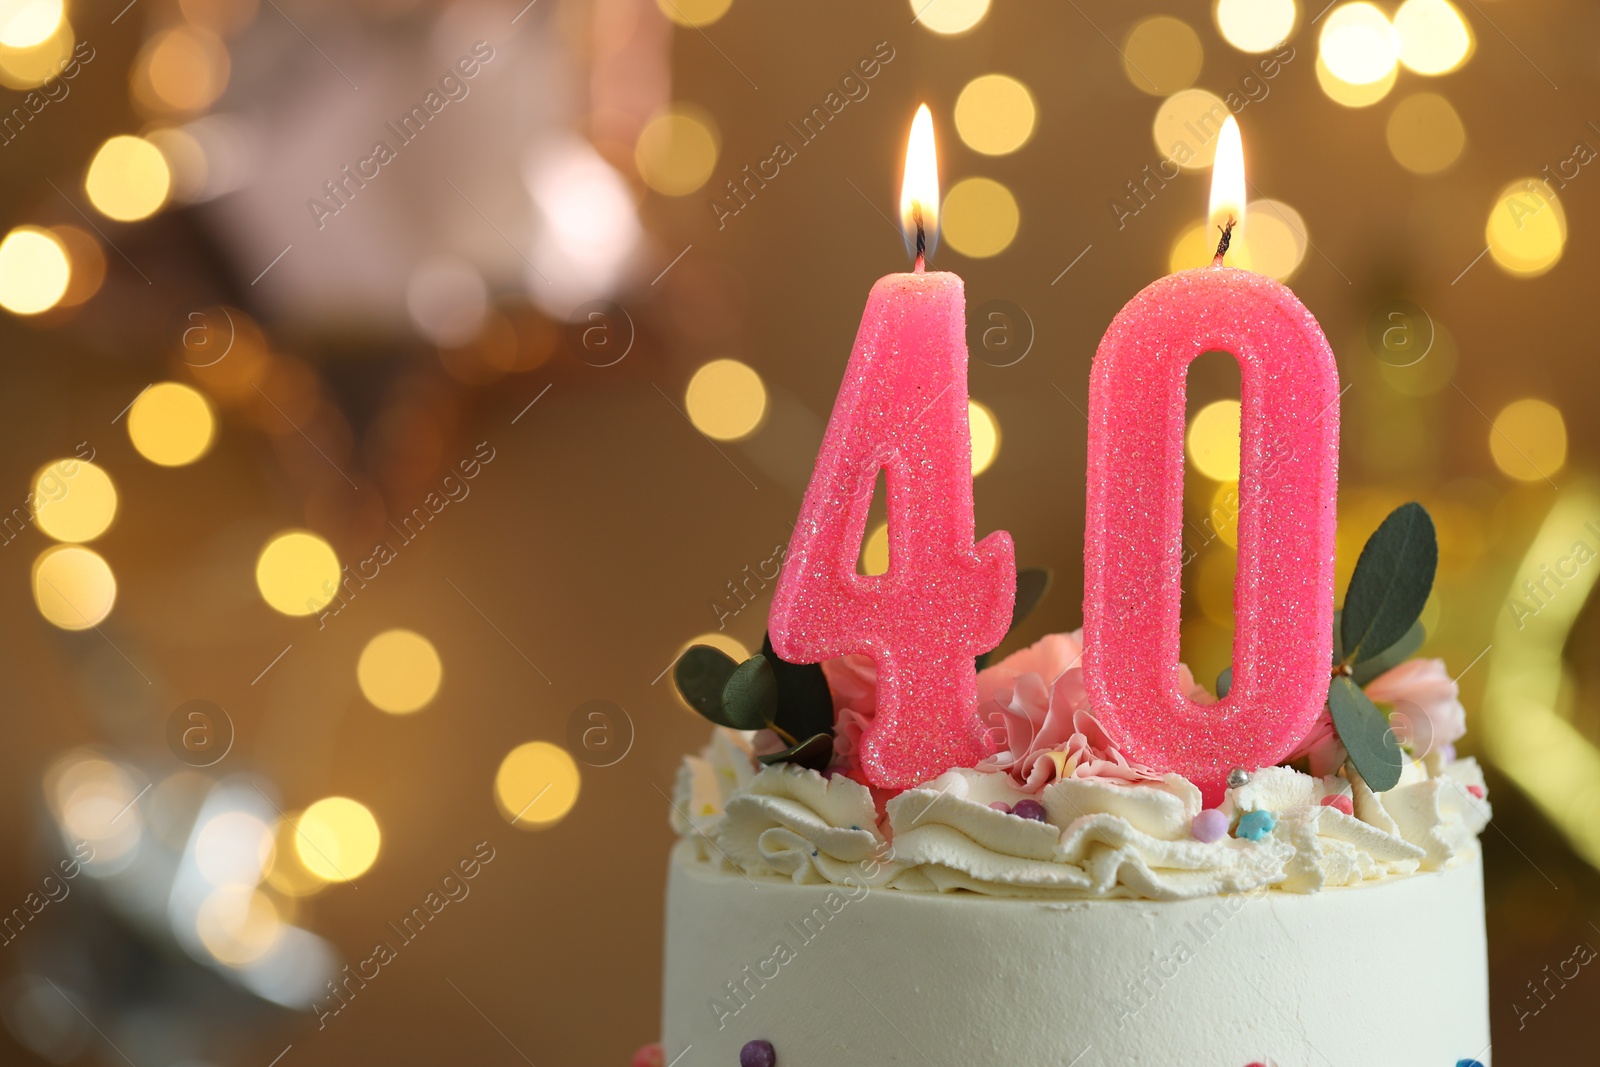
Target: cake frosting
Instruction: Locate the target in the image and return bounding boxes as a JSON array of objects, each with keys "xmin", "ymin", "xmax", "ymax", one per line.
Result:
[
  {"xmin": 675, "ymin": 727, "xmax": 1489, "ymax": 901},
  {"xmin": 662, "ymin": 841, "xmax": 1491, "ymax": 1065}
]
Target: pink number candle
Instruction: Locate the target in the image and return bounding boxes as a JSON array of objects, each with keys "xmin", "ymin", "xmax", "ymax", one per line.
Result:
[
  {"xmin": 1082, "ymin": 117, "xmax": 1340, "ymax": 805},
  {"xmin": 770, "ymin": 106, "xmax": 1015, "ymax": 791}
]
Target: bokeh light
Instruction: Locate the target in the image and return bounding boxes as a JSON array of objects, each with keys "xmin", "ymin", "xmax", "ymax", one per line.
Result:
[
  {"xmin": 941, "ymin": 177, "xmax": 1019, "ymax": 258},
  {"xmin": 357, "ymin": 629, "xmax": 443, "ymax": 714},
  {"xmin": 1214, "ymin": 0, "xmax": 1297, "ymax": 52},
  {"xmin": 0, "ymin": 226, "xmax": 69, "ymax": 315},
  {"xmin": 1152, "ymin": 89, "xmax": 1230, "ymax": 170},
  {"xmin": 50, "ymin": 225, "xmax": 105, "ymax": 308},
  {"xmin": 48, "ymin": 753, "xmax": 144, "ymax": 871},
  {"xmin": 1386, "ymin": 92, "xmax": 1465, "ymax": 174},
  {"xmin": 33, "ymin": 545, "xmax": 116, "ymax": 630},
  {"xmin": 1210, "ymin": 480, "xmax": 1241, "ymax": 549},
  {"xmin": 1393, "ymin": 0, "xmax": 1472, "ymax": 75},
  {"xmin": 133, "ymin": 24, "xmax": 231, "ymax": 113},
  {"xmin": 495, "ymin": 741, "xmax": 581, "ymax": 829},
  {"xmin": 0, "ymin": 0, "xmax": 62, "ymax": 48},
  {"xmin": 953, "ymin": 74, "xmax": 1037, "ymax": 156},
  {"xmin": 679, "ymin": 632, "xmax": 749, "ymax": 664},
  {"xmin": 656, "ymin": 0, "xmax": 732, "ymax": 27},
  {"xmin": 1122, "ymin": 15, "xmax": 1204, "ymax": 96},
  {"xmin": 1319, "ymin": 3, "xmax": 1397, "ymax": 84},
  {"xmin": 294, "ymin": 797, "xmax": 381, "ymax": 882},
  {"xmin": 1188, "ymin": 399, "xmax": 1242, "ymax": 481},
  {"xmin": 1486, "ymin": 178, "xmax": 1566, "ymax": 277},
  {"xmin": 861, "ymin": 521, "xmax": 890, "ymax": 575},
  {"xmin": 406, "ymin": 256, "xmax": 488, "ymax": 347},
  {"xmin": 1489, "ymin": 399, "xmax": 1567, "ymax": 482},
  {"xmin": 197, "ymin": 886, "xmax": 282, "ymax": 965},
  {"xmin": 127, "ymin": 382, "xmax": 216, "ymax": 466},
  {"xmin": 969, "ymin": 399, "xmax": 1000, "ymax": 475},
  {"xmin": 910, "ymin": 0, "xmax": 990, "ymax": 36},
  {"xmin": 32, "ymin": 458, "xmax": 116, "ymax": 542},
  {"xmin": 255, "ymin": 530, "xmax": 341, "ymax": 616},
  {"xmin": 685, "ymin": 358, "xmax": 766, "ymax": 440},
  {"xmin": 0, "ymin": 14, "xmax": 72, "ymax": 89},
  {"xmin": 635, "ymin": 106, "xmax": 719, "ymax": 197},
  {"xmin": 1243, "ymin": 199, "xmax": 1309, "ymax": 281},
  {"xmin": 264, "ymin": 815, "xmax": 328, "ymax": 898},
  {"xmin": 85, "ymin": 135, "xmax": 172, "ymax": 222},
  {"xmin": 1315, "ymin": 52, "xmax": 1397, "ymax": 107},
  {"xmin": 194, "ymin": 811, "xmax": 275, "ymax": 887}
]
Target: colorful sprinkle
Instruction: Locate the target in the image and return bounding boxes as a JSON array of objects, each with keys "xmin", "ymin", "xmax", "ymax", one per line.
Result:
[
  {"xmin": 1436, "ymin": 743, "xmax": 1457, "ymax": 764},
  {"xmin": 1235, "ymin": 809, "xmax": 1276, "ymax": 841},
  {"xmin": 1319, "ymin": 794, "xmax": 1354, "ymax": 816},
  {"xmin": 1191, "ymin": 809, "xmax": 1229, "ymax": 843},
  {"xmin": 740, "ymin": 1039, "xmax": 777, "ymax": 1067},
  {"xmin": 1467, "ymin": 785, "xmax": 1485, "ymax": 800},
  {"xmin": 988, "ymin": 801, "xmax": 1013, "ymax": 814},
  {"xmin": 1456, "ymin": 1060, "xmax": 1485, "ymax": 1067},
  {"xmin": 1012, "ymin": 799, "xmax": 1049, "ymax": 823},
  {"xmin": 1226, "ymin": 767, "xmax": 1252, "ymax": 789},
  {"xmin": 631, "ymin": 1044, "xmax": 664, "ymax": 1067}
]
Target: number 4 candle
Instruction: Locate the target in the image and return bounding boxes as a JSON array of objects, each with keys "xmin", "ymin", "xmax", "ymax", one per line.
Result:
[
  {"xmin": 1082, "ymin": 117, "xmax": 1341, "ymax": 806},
  {"xmin": 770, "ymin": 106, "xmax": 1015, "ymax": 791}
]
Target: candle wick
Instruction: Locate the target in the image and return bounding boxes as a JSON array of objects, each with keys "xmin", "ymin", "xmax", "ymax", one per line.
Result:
[
  {"xmin": 914, "ymin": 205, "xmax": 927, "ymax": 272},
  {"xmin": 1212, "ymin": 217, "xmax": 1235, "ymax": 266}
]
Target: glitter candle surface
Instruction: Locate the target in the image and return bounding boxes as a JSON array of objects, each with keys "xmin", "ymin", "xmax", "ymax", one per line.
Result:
[
  {"xmin": 770, "ymin": 270, "xmax": 1015, "ymax": 791},
  {"xmin": 1082, "ymin": 266, "xmax": 1340, "ymax": 806}
]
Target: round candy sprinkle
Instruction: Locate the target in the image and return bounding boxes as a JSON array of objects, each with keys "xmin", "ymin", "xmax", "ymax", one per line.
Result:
[
  {"xmin": 1012, "ymin": 799, "xmax": 1049, "ymax": 823},
  {"xmin": 632, "ymin": 1044, "xmax": 665, "ymax": 1067},
  {"xmin": 740, "ymin": 1039, "xmax": 777, "ymax": 1067},
  {"xmin": 1456, "ymin": 1060, "xmax": 1486, "ymax": 1067},
  {"xmin": 1467, "ymin": 785, "xmax": 1486, "ymax": 800},
  {"xmin": 1226, "ymin": 767, "xmax": 1252, "ymax": 789},
  {"xmin": 1235, "ymin": 809, "xmax": 1276, "ymax": 841},
  {"xmin": 1436, "ymin": 743, "xmax": 1457, "ymax": 764},
  {"xmin": 988, "ymin": 801, "xmax": 1013, "ymax": 814},
  {"xmin": 1319, "ymin": 794, "xmax": 1354, "ymax": 816},
  {"xmin": 1191, "ymin": 809, "xmax": 1229, "ymax": 843}
]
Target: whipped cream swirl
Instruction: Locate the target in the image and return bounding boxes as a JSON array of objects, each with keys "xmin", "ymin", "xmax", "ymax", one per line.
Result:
[{"xmin": 672, "ymin": 728, "xmax": 1491, "ymax": 901}]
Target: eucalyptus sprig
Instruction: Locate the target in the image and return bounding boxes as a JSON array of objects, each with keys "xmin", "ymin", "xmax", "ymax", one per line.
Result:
[
  {"xmin": 673, "ymin": 565, "xmax": 1053, "ymax": 771},
  {"xmin": 1325, "ymin": 501, "xmax": 1438, "ymax": 791}
]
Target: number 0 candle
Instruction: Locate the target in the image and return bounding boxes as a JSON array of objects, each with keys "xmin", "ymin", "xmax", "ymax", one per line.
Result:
[
  {"xmin": 1082, "ymin": 117, "xmax": 1340, "ymax": 806},
  {"xmin": 770, "ymin": 106, "xmax": 1015, "ymax": 791}
]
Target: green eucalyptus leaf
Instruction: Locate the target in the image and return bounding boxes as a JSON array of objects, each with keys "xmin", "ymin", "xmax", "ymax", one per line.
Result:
[
  {"xmin": 757, "ymin": 732, "xmax": 834, "ymax": 772},
  {"xmin": 1328, "ymin": 674, "xmax": 1403, "ymax": 792},
  {"xmin": 1331, "ymin": 609, "xmax": 1344, "ymax": 665},
  {"xmin": 1350, "ymin": 619, "xmax": 1426, "ymax": 688},
  {"xmin": 1216, "ymin": 666, "xmax": 1233, "ymax": 700},
  {"xmin": 761, "ymin": 633, "xmax": 835, "ymax": 740},
  {"xmin": 977, "ymin": 565, "xmax": 1054, "ymax": 670},
  {"xmin": 1341, "ymin": 502, "xmax": 1437, "ymax": 665},
  {"xmin": 720, "ymin": 655, "xmax": 778, "ymax": 732},
  {"xmin": 674, "ymin": 645, "xmax": 740, "ymax": 723}
]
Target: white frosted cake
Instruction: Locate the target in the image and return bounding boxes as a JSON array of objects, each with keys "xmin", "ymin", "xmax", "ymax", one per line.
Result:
[{"xmin": 649, "ymin": 629, "xmax": 1493, "ymax": 1066}]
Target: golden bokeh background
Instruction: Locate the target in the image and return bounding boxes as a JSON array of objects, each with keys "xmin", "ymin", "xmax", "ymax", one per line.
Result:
[{"xmin": 0, "ymin": 0, "xmax": 1595, "ymax": 1064}]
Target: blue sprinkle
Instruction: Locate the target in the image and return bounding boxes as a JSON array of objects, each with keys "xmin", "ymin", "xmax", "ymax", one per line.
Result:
[
  {"xmin": 850, "ymin": 825, "xmax": 860, "ymax": 831},
  {"xmin": 1457, "ymin": 1060, "xmax": 1486, "ymax": 1067},
  {"xmin": 1235, "ymin": 809, "xmax": 1277, "ymax": 841},
  {"xmin": 811, "ymin": 849, "xmax": 818, "ymax": 857}
]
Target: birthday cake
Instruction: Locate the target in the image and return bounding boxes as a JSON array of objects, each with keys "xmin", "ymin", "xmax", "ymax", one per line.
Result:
[{"xmin": 643, "ymin": 115, "xmax": 1491, "ymax": 1067}]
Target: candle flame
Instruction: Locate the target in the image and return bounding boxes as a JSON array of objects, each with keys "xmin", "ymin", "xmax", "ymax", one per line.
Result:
[
  {"xmin": 900, "ymin": 104, "xmax": 939, "ymax": 264},
  {"xmin": 1209, "ymin": 115, "xmax": 1246, "ymax": 245}
]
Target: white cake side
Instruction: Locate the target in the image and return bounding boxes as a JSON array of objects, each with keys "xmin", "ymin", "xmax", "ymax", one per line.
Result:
[{"xmin": 663, "ymin": 839, "xmax": 1491, "ymax": 1065}]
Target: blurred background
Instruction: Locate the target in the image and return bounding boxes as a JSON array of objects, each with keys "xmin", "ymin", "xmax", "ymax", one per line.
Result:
[{"xmin": 0, "ymin": 0, "xmax": 1594, "ymax": 1062}]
